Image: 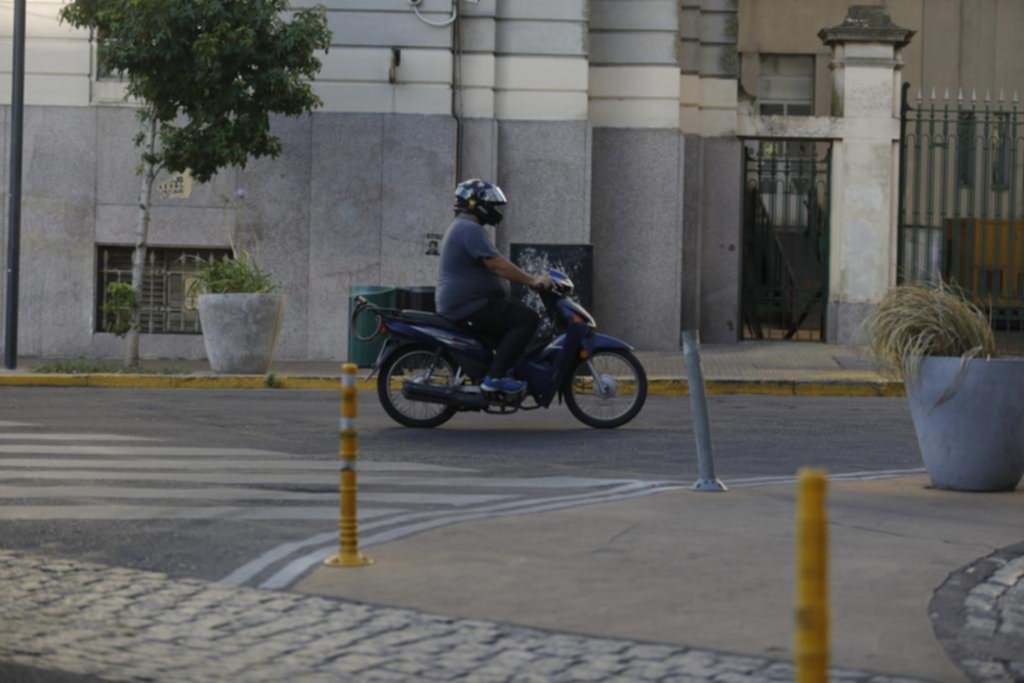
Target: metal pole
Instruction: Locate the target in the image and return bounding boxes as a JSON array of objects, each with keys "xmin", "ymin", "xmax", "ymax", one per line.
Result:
[
  {"xmin": 795, "ymin": 468, "xmax": 829, "ymax": 682},
  {"xmin": 681, "ymin": 330, "xmax": 727, "ymax": 492},
  {"xmin": 3, "ymin": 0, "xmax": 26, "ymax": 370},
  {"xmin": 324, "ymin": 362, "xmax": 372, "ymax": 568}
]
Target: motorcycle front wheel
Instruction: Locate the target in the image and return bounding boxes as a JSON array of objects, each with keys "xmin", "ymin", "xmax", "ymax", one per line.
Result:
[
  {"xmin": 377, "ymin": 347, "xmax": 458, "ymax": 428},
  {"xmin": 563, "ymin": 348, "xmax": 647, "ymax": 429}
]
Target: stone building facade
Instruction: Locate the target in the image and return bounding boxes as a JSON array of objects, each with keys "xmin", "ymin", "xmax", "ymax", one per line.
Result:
[
  {"xmin": 0, "ymin": 0, "xmax": 744, "ymax": 362},
  {"xmin": 0, "ymin": 1, "xmax": 1018, "ymax": 362},
  {"xmin": 739, "ymin": 0, "xmax": 1024, "ymax": 119}
]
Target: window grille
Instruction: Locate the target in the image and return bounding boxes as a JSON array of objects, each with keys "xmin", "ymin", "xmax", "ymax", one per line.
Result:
[
  {"xmin": 992, "ymin": 113, "xmax": 1011, "ymax": 190},
  {"xmin": 96, "ymin": 246, "xmax": 232, "ymax": 335},
  {"xmin": 956, "ymin": 113, "xmax": 976, "ymax": 188}
]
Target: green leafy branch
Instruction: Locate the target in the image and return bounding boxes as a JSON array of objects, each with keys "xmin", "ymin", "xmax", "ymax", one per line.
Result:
[{"xmin": 102, "ymin": 282, "xmax": 138, "ymax": 338}]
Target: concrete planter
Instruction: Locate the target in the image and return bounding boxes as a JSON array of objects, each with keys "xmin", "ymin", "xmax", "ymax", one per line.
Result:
[
  {"xmin": 906, "ymin": 356, "xmax": 1024, "ymax": 492},
  {"xmin": 197, "ymin": 294, "xmax": 285, "ymax": 375}
]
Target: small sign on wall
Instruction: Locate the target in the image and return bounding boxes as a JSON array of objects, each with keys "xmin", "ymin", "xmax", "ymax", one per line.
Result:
[
  {"xmin": 425, "ymin": 232, "xmax": 443, "ymax": 256},
  {"xmin": 157, "ymin": 170, "xmax": 193, "ymax": 199}
]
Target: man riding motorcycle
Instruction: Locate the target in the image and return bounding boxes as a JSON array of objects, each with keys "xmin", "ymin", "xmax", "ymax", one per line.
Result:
[{"xmin": 435, "ymin": 179, "xmax": 552, "ymax": 394}]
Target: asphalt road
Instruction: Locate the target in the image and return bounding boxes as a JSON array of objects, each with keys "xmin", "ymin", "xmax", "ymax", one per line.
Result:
[{"xmin": 0, "ymin": 387, "xmax": 922, "ymax": 587}]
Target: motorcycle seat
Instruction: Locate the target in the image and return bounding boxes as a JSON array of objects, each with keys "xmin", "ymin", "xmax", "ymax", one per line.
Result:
[
  {"xmin": 399, "ymin": 310, "xmax": 464, "ymax": 331},
  {"xmin": 398, "ymin": 310, "xmax": 502, "ymax": 349}
]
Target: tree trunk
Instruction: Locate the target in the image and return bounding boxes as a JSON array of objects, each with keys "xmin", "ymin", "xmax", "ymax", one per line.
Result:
[{"xmin": 124, "ymin": 113, "xmax": 158, "ymax": 367}]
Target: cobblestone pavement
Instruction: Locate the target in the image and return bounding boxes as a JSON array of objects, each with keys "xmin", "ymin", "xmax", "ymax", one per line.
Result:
[
  {"xmin": 0, "ymin": 551, "xmax": 928, "ymax": 683},
  {"xmin": 930, "ymin": 542, "xmax": 1024, "ymax": 682}
]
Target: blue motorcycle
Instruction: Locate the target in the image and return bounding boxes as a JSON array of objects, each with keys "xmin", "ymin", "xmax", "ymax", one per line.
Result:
[{"xmin": 352, "ymin": 271, "xmax": 647, "ymax": 429}]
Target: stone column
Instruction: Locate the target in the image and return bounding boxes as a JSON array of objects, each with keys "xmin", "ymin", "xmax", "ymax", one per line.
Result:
[
  {"xmin": 680, "ymin": 0, "xmax": 742, "ymax": 343},
  {"xmin": 819, "ymin": 7, "xmax": 914, "ymax": 343},
  {"xmin": 457, "ymin": 0, "xmax": 498, "ymax": 182},
  {"xmin": 587, "ymin": 0, "xmax": 684, "ymax": 351},
  {"xmin": 492, "ymin": 1, "xmax": 591, "ymax": 251},
  {"xmin": 679, "ymin": 0, "xmax": 702, "ymax": 134}
]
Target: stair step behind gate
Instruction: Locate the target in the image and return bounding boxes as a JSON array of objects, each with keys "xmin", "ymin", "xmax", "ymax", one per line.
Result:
[{"xmin": 741, "ymin": 141, "xmax": 832, "ymax": 341}]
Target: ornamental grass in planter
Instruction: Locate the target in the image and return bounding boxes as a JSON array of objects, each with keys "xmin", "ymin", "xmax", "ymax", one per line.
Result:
[
  {"xmin": 194, "ymin": 250, "xmax": 285, "ymax": 375},
  {"xmin": 865, "ymin": 283, "xmax": 1023, "ymax": 492}
]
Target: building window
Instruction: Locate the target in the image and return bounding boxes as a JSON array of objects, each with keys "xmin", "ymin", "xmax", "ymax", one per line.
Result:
[
  {"xmin": 758, "ymin": 55, "xmax": 815, "ymax": 117},
  {"xmin": 91, "ymin": 31, "xmax": 128, "ymax": 102},
  {"xmin": 96, "ymin": 246, "xmax": 232, "ymax": 335},
  {"xmin": 93, "ymin": 30, "xmax": 122, "ymax": 81},
  {"xmin": 755, "ymin": 54, "xmax": 815, "ymax": 166}
]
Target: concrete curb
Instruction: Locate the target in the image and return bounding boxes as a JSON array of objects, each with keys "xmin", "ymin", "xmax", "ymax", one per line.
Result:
[{"xmin": 0, "ymin": 373, "xmax": 906, "ymax": 397}]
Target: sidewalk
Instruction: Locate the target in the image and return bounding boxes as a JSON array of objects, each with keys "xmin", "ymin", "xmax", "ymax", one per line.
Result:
[
  {"xmin": 0, "ymin": 342, "xmax": 901, "ymax": 396},
  {"xmin": 0, "ymin": 550, "xmax": 924, "ymax": 683},
  {"xmin": 5, "ymin": 475, "xmax": 1020, "ymax": 682},
  {"xmin": 294, "ymin": 475, "xmax": 1024, "ymax": 683}
]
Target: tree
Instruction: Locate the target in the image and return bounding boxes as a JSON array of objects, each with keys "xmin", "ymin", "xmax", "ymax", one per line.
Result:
[{"xmin": 60, "ymin": 0, "xmax": 331, "ymax": 366}]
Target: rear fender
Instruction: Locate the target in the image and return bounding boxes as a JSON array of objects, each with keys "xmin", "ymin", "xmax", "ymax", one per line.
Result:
[{"xmin": 377, "ymin": 322, "xmax": 491, "ymax": 373}]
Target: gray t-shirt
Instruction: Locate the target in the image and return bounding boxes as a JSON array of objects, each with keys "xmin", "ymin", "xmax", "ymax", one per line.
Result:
[{"xmin": 436, "ymin": 217, "xmax": 510, "ymax": 320}]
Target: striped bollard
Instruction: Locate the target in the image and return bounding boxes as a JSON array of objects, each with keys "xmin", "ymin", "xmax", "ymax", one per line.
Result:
[
  {"xmin": 795, "ymin": 468, "xmax": 828, "ymax": 682},
  {"xmin": 324, "ymin": 363, "xmax": 372, "ymax": 568}
]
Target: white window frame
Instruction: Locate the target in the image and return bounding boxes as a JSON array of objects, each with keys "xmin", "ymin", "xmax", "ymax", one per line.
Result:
[
  {"xmin": 90, "ymin": 33, "xmax": 130, "ymax": 104},
  {"xmin": 757, "ymin": 54, "xmax": 815, "ymax": 117}
]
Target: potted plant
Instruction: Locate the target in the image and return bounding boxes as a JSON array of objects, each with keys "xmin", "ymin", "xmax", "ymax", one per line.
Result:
[
  {"xmin": 865, "ymin": 283, "xmax": 1024, "ymax": 491},
  {"xmin": 194, "ymin": 249, "xmax": 285, "ymax": 375}
]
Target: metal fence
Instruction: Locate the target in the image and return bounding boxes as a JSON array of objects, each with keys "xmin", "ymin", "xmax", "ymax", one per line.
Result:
[
  {"xmin": 900, "ymin": 83, "xmax": 1024, "ymax": 353},
  {"xmin": 741, "ymin": 141, "xmax": 832, "ymax": 341},
  {"xmin": 96, "ymin": 247, "xmax": 231, "ymax": 335}
]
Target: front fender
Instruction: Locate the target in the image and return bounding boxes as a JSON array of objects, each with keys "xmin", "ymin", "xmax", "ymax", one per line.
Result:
[
  {"xmin": 582, "ymin": 333, "xmax": 634, "ymax": 354},
  {"xmin": 557, "ymin": 333, "xmax": 635, "ymax": 404}
]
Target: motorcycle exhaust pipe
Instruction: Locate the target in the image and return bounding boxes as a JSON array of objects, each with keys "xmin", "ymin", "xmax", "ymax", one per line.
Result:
[{"xmin": 402, "ymin": 381, "xmax": 486, "ymax": 410}]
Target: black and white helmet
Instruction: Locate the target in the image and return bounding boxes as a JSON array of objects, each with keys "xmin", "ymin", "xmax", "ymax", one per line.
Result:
[{"xmin": 454, "ymin": 178, "xmax": 508, "ymax": 226}]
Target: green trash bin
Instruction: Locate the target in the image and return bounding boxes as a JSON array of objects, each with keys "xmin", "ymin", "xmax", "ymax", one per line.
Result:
[{"xmin": 348, "ymin": 285, "xmax": 397, "ymax": 367}]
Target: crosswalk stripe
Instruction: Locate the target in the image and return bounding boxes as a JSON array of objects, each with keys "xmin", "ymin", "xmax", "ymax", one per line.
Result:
[
  {"xmin": 0, "ymin": 422, "xmax": 34, "ymax": 427},
  {"xmin": 0, "ymin": 505, "xmax": 404, "ymax": 521},
  {"xmin": 0, "ymin": 445, "xmax": 289, "ymax": 456},
  {"xmin": 223, "ymin": 481, "xmax": 661, "ymax": 587},
  {"xmin": 258, "ymin": 483, "xmax": 676, "ymax": 589},
  {"xmin": 0, "ymin": 458, "xmax": 473, "ymax": 473},
  {"xmin": 0, "ymin": 486, "xmax": 513, "ymax": 506},
  {"xmin": 0, "ymin": 471, "xmax": 639, "ymax": 488},
  {"xmin": 0, "ymin": 434, "xmax": 160, "ymax": 442}
]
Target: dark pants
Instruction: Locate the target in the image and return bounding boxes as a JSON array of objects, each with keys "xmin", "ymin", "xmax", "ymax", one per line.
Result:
[{"xmin": 463, "ymin": 298, "xmax": 540, "ymax": 377}]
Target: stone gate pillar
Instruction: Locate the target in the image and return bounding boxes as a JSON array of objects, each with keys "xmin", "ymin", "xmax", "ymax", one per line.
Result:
[{"xmin": 819, "ymin": 7, "xmax": 914, "ymax": 343}]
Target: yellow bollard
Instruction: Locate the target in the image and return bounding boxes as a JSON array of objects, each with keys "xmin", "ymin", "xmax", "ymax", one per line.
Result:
[
  {"xmin": 324, "ymin": 363, "xmax": 372, "ymax": 568},
  {"xmin": 795, "ymin": 468, "xmax": 828, "ymax": 682}
]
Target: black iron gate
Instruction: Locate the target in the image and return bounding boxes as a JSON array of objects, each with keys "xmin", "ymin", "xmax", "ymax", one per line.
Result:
[
  {"xmin": 741, "ymin": 140, "xmax": 832, "ymax": 341},
  {"xmin": 899, "ymin": 83, "xmax": 1024, "ymax": 353}
]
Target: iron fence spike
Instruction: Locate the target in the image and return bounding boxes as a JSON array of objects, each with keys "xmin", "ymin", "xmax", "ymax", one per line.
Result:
[
  {"xmin": 1015, "ymin": 91, "xmax": 1020, "ymax": 104},
  {"xmin": 944, "ymin": 86, "xmax": 950, "ymax": 101},
  {"xmin": 999, "ymin": 89, "xmax": 1006, "ymax": 102},
  {"xmin": 957, "ymin": 87, "xmax": 964, "ymax": 102},
  {"xmin": 931, "ymin": 86, "xmax": 936, "ymax": 101},
  {"xmin": 916, "ymin": 87, "xmax": 923, "ymax": 102},
  {"xmin": 972, "ymin": 88, "xmax": 977, "ymax": 102},
  {"xmin": 985, "ymin": 89, "xmax": 991, "ymax": 103}
]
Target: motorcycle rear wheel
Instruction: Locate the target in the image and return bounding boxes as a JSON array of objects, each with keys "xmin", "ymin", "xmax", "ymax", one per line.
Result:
[
  {"xmin": 564, "ymin": 348, "xmax": 647, "ymax": 429},
  {"xmin": 377, "ymin": 347, "xmax": 458, "ymax": 428}
]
